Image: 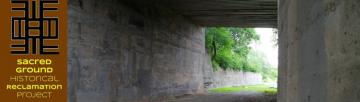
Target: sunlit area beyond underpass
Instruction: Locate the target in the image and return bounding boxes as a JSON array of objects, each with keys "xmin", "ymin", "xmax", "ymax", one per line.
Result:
[{"xmin": 171, "ymin": 28, "xmax": 278, "ymax": 102}]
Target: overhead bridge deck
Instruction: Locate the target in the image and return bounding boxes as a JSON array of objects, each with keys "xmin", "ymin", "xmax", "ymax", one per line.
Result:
[{"xmin": 123, "ymin": 0, "xmax": 277, "ymax": 27}]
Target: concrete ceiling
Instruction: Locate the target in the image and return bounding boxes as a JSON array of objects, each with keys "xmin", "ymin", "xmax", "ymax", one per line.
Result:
[{"xmin": 124, "ymin": 0, "xmax": 277, "ymax": 27}]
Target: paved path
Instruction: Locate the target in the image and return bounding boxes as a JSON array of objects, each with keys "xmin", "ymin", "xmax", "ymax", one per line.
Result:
[{"xmin": 168, "ymin": 92, "xmax": 276, "ymax": 102}]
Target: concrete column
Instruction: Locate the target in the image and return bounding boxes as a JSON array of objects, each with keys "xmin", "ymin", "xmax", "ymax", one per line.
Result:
[{"xmin": 279, "ymin": 0, "xmax": 360, "ymax": 102}]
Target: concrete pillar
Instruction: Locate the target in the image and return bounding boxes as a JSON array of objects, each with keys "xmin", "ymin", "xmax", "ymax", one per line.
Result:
[{"xmin": 279, "ymin": 0, "xmax": 360, "ymax": 102}]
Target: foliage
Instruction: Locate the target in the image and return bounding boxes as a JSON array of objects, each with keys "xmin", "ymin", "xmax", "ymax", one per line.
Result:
[
  {"xmin": 205, "ymin": 27, "xmax": 278, "ymax": 81},
  {"xmin": 272, "ymin": 28, "xmax": 279, "ymax": 47},
  {"xmin": 229, "ymin": 28, "xmax": 259, "ymax": 57},
  {"xmin": 208, "ymin": 84, "xmax": 277, "ymax": 95},
  {"xmin": 262, "ymin": 68, "xmax": 278, "ymax": 82},
  {"xmin": 205, "ymin": 27, "xmax": 259, "ymax": 72},
  {"xmin": 247, "ymin": 49, "xmax": 277, "ymax": 82}
]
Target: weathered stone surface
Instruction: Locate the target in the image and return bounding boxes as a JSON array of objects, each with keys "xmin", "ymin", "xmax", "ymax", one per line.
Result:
[
  {"xmin": 67, "ymin": 0, "xmax": 206, "ymax": 102},
  {"xmin": 210, "ymin": 69, "xmax": 263, "ymax": 88},
  {"xmin": 203, "ymin": 54, "xmax": 263, "ymax": 89},
  {"xmin": 279, "ymin": 0, "xmax": 360, "ymax": 102}
]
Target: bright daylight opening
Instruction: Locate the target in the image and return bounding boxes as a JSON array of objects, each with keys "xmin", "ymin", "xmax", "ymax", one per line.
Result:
[{"xmin": 205, "ymin": 27, "xmax": 278, "ymax": 101}]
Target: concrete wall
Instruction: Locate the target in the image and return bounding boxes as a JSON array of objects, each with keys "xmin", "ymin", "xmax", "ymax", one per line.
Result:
[
  {"xmin": 67, "ymin": 0, "xmax": 206, "ymax": 102},
  {"xmin": 203, "ymin": 54, "xmax": 263, "ymax": 89},
  {"xmin": 209, "ymin": 69, "xmax": 263, "ymax": 88},
  {"xmin": 279, "ymin": 0, "xmax": 360, "ymax": 102}
]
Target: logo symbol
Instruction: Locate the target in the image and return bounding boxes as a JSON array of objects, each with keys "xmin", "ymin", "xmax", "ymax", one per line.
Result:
[{"xmin": 11, "ymin": 0, "xmax": 59, "ymax": 54}]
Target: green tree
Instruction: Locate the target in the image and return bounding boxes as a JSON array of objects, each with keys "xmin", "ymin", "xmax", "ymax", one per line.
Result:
[
  {"xmin": 247, "ymin": 49, "xmax": 278, "ymax": 82},
  {"xmin": 205, "ymin": 27, "xmax": 259, "ymax": 72}
]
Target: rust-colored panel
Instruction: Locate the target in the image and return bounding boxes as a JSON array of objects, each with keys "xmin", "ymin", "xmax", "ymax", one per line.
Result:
[{"xmin": 0, "ymin": 0, "xmax": 67, "ymax": 102}]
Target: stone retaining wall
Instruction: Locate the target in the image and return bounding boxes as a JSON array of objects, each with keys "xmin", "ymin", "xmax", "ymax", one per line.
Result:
[
  {"xmin": 203, "ymin": 54, "xmax": 263, "ymax": 89},
  {"xmin": 210, "ymin": 69, "xmax": 263, "ymax": 88}
]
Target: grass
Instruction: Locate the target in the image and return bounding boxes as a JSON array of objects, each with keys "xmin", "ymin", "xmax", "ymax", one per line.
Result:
[{"xmin": 208, "ymin": 84, "xmax": 277, "ymax": 95}]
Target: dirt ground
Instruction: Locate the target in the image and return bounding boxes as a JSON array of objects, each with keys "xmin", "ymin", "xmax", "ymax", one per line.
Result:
[{"xmin": 167, "ymin": 92, "xmax": 276, "ymax": 102}]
